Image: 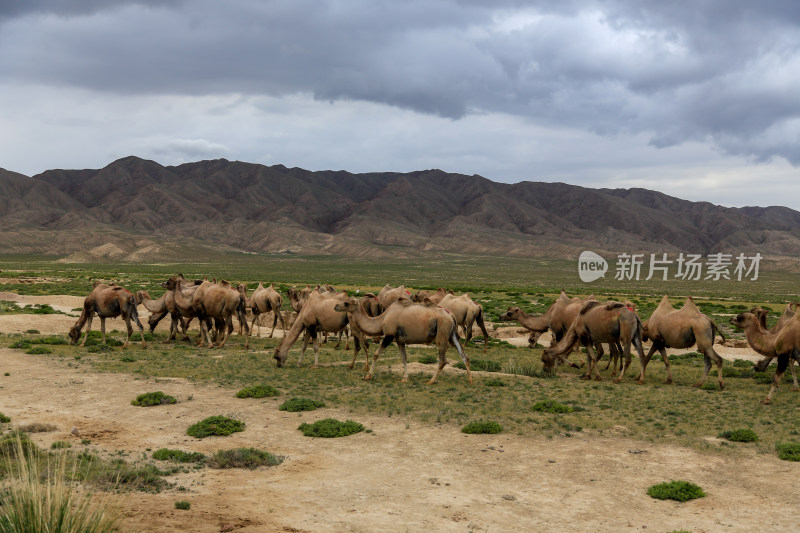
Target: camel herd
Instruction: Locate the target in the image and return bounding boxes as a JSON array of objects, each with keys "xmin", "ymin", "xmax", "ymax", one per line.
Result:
[{"xmin": 66, "ymin": 279, "xmax": 800, "ymax": 405}]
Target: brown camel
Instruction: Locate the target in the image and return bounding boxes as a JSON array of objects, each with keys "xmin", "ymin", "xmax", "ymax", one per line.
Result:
[
  {"xmin": 242, "ymin": 282, "xmax": 286, "ymax": 338},
  {"xmin": 377, "ymin": 284, "xmax": 411, "ymax": 311},
  {"xmin": 287, "ymin": 286, "xmax": 313, "ymax": 314},
  {"xmin": 136, "ymin": 290, "xmax": 192, "ymax": 341},
  {"xmin": 334, "ymin": 296, "xmax": 472, "ymax": 385},
  {"xmin": 69, "ymin": 283, "xmax": 146, "ymax": 348},
  {"xmin": 751, "ymin": 304, "xmax": 798, "ymax": 374},
  {"xmin": 730, "ymin": 311, "xmax": 800, "ymax": 404},
  {"xmin": 411, "ymin": 288, "xmax": 451, "ymax": 304},
  {"xmin": 542, "ymin": 300, "xmax": 646, "ymax": 383},
  {"xmin": 640, "ymin": 296, "xmax": 727, "ymax": 388},
  {"xmin": 164, "ymin": 277, "xmax": 249, "ymax": 349},
  {"xmin": 274, "ymin": 289, "xmax": 350, "ymax": 367},
  {"xmin": 436, "ymin": 293, "xmax": 491, "ymax": 352},
  {"xmin": 339, "ymin": 293, "xmax": 384, "ymax": 371}
]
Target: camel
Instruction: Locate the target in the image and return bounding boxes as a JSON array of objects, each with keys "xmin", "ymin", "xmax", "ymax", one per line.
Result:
[
  {"xmin": 730, "ymin": 311, "xmax": 800, "ymax": 404},
  {"xmin": 69, "ymin": 283, "xmax": 147, "ymax": 349},
  {"xmin": 339, "ymin": 293, "xmax": 384, "ymax": 371},
  {"xmin": 164, "ymin": 277, "xmax": 249, "ymax": 349},
  {"xmin": 287, "ymin": 286, "xmax": 313, "ymax": 314},
  {"xmin": 241, "ymin": 282, "xmax": 286, "ymax": 338},
  {"xmin": 542, "ymin": 300, "xmax": 646, "ymax": 383},
  {"xmin": 640, "ymin": 296, "xmax": 726, "ymax": 388},
  {"xmin": 136, "ymin": 290, "xmax": 192, "ymax": 341},
  {"xmin": 274, "ymin": 289, "xmax": 350, "ymax": 367},
  {"xmin": 333, "ymin": 296, "xmax": 472, "ymax": 385},
  {"xmin": 436, "ymin": 293, "xmax": 491, "ymax": 353},
  {"xmin": 751, "ymin": 304, "xmax": 798, "ymax": 373},
  {"xmin": 377, "ymin": 284, "xmax": 411, "ymax": 311},
  {"xmin": 411, "ymin": 288, "xmax": 451, "ymax": 304}
]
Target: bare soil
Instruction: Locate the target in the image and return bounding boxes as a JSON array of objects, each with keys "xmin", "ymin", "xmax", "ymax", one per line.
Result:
[{"xmin": 0, "ymin": 296, "xmax": 798, "ymax": 532}]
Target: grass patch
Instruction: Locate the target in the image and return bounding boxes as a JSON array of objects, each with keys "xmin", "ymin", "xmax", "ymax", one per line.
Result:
[
  {"xmin": 0, "ymin": 413, "xmax": 10, "ymax": 423},
  {"xmin": 207, "ymin": 448, "xmax": 284, "ymax": 469},
  {"xmin": 131, "ymin": 391, "xmax": 178, "ymax": 407},
  {"xmin": 532, "ymin": 400, "xmax": 574, "ymax": 414},
  {"xmin": 417, "ymin": 354, "xmax": 438, "ymax": 364},
  {"xmin": 454, "ymin": 358, "xmax": 501, "ymax": 372},
  {"xmin": 484, "ymin": 377, "xmax": 506, "ymax": 387},
  {"xmin": 775, "ymin": 442, "xmax": 800, "ymax": 461},
  {"xmin": 504, "ymin": 361, "xmax": 547, "ymax": 378},
  {"xmin": 719, "ymin": 428, "xmax": 758, "ymax": 442},
  {"xmin": 51, "ymin": 441, "xmax": 72, "ymax": 449},
  {"xmin": 175, "ymin": 500, "xmax": 191, "ymax": 510},
  {"xmin": 25, "ymin": 346, "xmax": 52, "ymax": 355},
  {"xmin": 186, "ymin": 416, "xmax": 245, "ymax": 438},
  {"xmin": 279, "ymin": 398, "xmax": 325, "ymax": 412},
  {"xmin": 235, "ymin": 384, "xmax": 280, "ymax": 398},
  {"xmin": 461, "ymin": 420, "xmax": 503, "ymax": 434},
  {"xmin": 647, "ymin": 480, "xmax": 706, "ymax": 502},
  {"xmin": 298, "ymin": 418, "xmax": 365, "ymax": 438},
  {"xmin": 18, "ymin": 423, "xmax": 57, "ymax": 433},
  {"xmin": 152, "ymin": 448, "xmax": 206, "ymax": 463}
]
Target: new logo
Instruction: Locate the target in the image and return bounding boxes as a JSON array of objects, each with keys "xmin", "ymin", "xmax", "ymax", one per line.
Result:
[{"xmin": 578, "ymin": 251, "xmax": 608, "ymax": 282}]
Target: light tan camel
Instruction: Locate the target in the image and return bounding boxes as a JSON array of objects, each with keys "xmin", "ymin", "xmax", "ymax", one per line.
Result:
[
  {"xmin": 436, "ymin": 293, "xmax": 491, "ymax": 353},
  {"xmin": 411, "ymin": 288, "xmax": 451, "ymax": 304},
  {"xmin": 242, "ymin": 282, "xmax": 286, "ymax": 338},
  {"xmin": 274, "ymin": 289, "xmax": 350, "ymax": 367},
  {"xmin": 339, "ymin": 293, "xmax": 384, "ymax": 371},
  {"xmin": 543, "ymin": 301, "xmax": 645, "ymax": 383},
  {"xmin": 377, "ymin": 284, "xmax": 411, "ymax": 311},
  {"xmin": 287, "ymin": 286, "xmax": 313, "ymax": 314},
  {"xmin": 69, "ymin": 283, "xmax": 146, "ymax": 348},
  {"xmin": 334, "ymin": 296, "xmax": 472, "ymax": 384},
  {"xmin": 164, "ymin": 277, "xmax": 249, "ymax": 348},
  {"xmin": 751, "ymin": 304, "xmax": 798, "ymax": 374},
  {"xmin": 640, "ymin": 296, "xmax": 727, "ymax": 388},
  {"xmin": 136, "ymin": 290, "xmax": 192, "ymax": 341},
  {"xmin": 730, "ymin": 311, "xmax": 800, "ymax": 404}
]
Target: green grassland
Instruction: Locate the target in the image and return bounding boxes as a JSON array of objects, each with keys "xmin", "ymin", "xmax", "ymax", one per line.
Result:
[{"xmin": 2, "ymin": 252, "xmax": 800, "ymax": 459}]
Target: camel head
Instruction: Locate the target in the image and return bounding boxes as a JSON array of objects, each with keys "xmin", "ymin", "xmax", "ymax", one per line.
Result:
[
  {"xmin": 68, "ymin": 324, "xmax": 82, "ymax": 345},
  {"xmin": 498, "ymin": 307, "xmax": 520, "ymax": 321},
  {"xmin": 333, "ymin": 299, "xmax": 358, "ymax": 314},
  {"xmin": 274, "ymin": 348, "xmax": 286, "ymax": 367},
  {"xmin": 729, "ymin": 312, "xmax": 758, "ymax": 331},
  {"xmin": 162, "ymin": 277, "xmax": 178, "ymax": 291}
]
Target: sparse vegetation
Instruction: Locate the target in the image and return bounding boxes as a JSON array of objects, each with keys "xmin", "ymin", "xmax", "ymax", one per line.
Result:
[
  {"xmin": 532, "ymin": 400, "xmax": 574, "ymax": 414},
  {"xmin": 152, "ymin": 449, "xmax": 206, "ymax": 463},
  {"xmin": 719, "ymin": 429, "xmax": 758, "ymax": 442},
  {"xmin": 647, "ymin": 481, "xmax": 706, "ymax": 502},
  {"xmin": 207, "ymin": 448, "xmax": 284, "ymax": 469},
  {"xmin": 174, "ymin": 500, "xmax": 191, "ymax": 510},
  {"xmin": 454, "ymin": 358, "xmax": 501, "ymax": 372},
  {"xmin": 775, "ymin": 442, "xmax": 800, "ymax": 461},
  {"xmin": 187, "ymin": 416, "xmax": 245, "ymax": 438},
  {"xmin": 131, "ymin": 391, "xmax": 177, "ymax": 407},
  {"xmin": 51, "ymin": 441, "xmax": 72, "ymax": 449},
  {"xmin": 461, "ymin": 420, "xmax": 503, "ymax": 434},
  {"xmin": 279, "ymin": 398, "xmax": 325, "ymax": 412},
  {"xmin": 235, "ymin": 384, "xmax": 280, "ymax": 398},
  {"xmin": 298, "ymin": 418, "xmax": 365, "ymax": 438},
  {"xmin": 0, "ymin": 413, "xmax": 10, "ymax": 423}
]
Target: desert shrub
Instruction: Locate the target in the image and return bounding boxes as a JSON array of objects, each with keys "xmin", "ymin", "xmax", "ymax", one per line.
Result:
[
  {"xmin": 235, "ymin": 385, "xmax": 280, "ymax": 398},
  {"xmin": 647, "ymin": 480, "xmax": 705, "ymax": 502},
  {"xmin": 298, "ymin": 418, "xmax": 364, "ymax": 438},
  {"xmin": 733, "ymin": 358, "xmax": 753, "ymax": 368},
  {"xmin": 17, "ymin": 423, "xmax": 57, "ymax": 433},
  {"xmin": 207, "ymin": 448, "xmax": 284, "ymax": 469},
  {"xmin": 417, "ymin": 354, "xmax": 438, "ymax": 364},
  {"xmin": 504, "ymin": 362, "xmax": 547, "ymax": 378},
  {"xmin": 131, "ymin": 391, "xmax": 177, "ymax": 407},
  {"xmin": 775, "ymin": 442, "xmax": 800, "ymax": 461},
  {"xmin": 454, "ymin": 358, "xmax": 501, "ymax": 372},
  {"xmin": 51, "ymin": 441, "xmax": 71, "ymax": 449},
  {"xmin": 25, "ymin": 346, "xmax": 52, "ymax": 355},
  {"xmin": 152, "ymin": 448, "xmax": 206, "ymax": 463},
  {"xmin": 719, "ymin": 429, "xmax": 758, "ymax": 442},
  {"xmin": 175, "ymin": 501, "xmax": 191, "ymax": 510},
  {"xmin": 461, "ymin": 420, "xmax": 503, "ymax": 434},
  {"xmin": 187, "ymin": 416, "xmax": 245, "ymax": 438},
  {"xmin": 0, "ymin": 431, "xmax": 37, "ymax": 459},
  {"xmin": 0, "ymin": 412, "xmax": 10, "ymax": 423},
  {"xmin": 9, "ymin": 340, "xmax": 31, "ymax": 350},
  {"xmin": 279, "ymin": 398, "xmax": 325, "ymax": 412},
  {"xmin": 532, "ymin": 400, "xmax": 574, "ymax": 414},
  {"xmin": 484, "ymin": 377, "xmax": 506, "ymax": 387}
]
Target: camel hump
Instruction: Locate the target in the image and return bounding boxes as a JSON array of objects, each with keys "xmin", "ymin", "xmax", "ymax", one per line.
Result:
[
  {"xmin": 579, "ymin": 300, "xmax": 602, "ymax": 314},
  {"xmin": 397, "ymin": 297, "xmax": 415, "ymax": 307},
  {"xmin": 110, "ymin": 286, "xmax": 124, "ymax": 292},
  {"xmin": 605, "ymin": 302, "xmax": 626, "ymax": 311}
]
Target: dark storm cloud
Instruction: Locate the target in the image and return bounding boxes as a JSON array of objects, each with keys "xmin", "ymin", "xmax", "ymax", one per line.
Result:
[{"xmin": 2, "ymin": 0, "xmax": 799, "ymax": 164}]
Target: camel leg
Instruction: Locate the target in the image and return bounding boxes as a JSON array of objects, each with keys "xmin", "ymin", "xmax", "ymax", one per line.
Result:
[
  {"xmin": 344, "ymin": 327, "xmax": 350, "ymax": 351},
  {"xmin": 269, "ymin": 311, "xmax": 279, "ymax": 338},
  {"xmin": 763, "ymin": 353, "xmax": 790, "ymax": 405},
  {"xmin": 397, "ymin": 342, "xmax": 409, "ymax": 382},
  {"xmin": 312, "ymin": 329, "xmax": 322, "ymax": 368},
  {"xmin": 217, "ymin": 316, "xmax": 233, "ymax": 348},
  {"xmin": 694, "ymin": 346, "xmax": 724, "ymax": 389},
  {"xmin": 616, "ymin": 341, "xmax": 638, "ymax": 384},
  {"xmin": 366, "ymin": 335, "xmax": 394, "ymax": 381},
  {"xmin": 298, "ymin": 329, "xmax": 312, "ymax": 367},
  {"xmin": 477, "ymin": 316, "xmax": 490, "ymax": 354},
  {"xmin": 447, "ymin": 329, "xmax": 472, "ymax": 385},
  {"xmin": 79, "ymin": 313, "xmax": 94, "ymax": 347},
  {"xmin": 633, "ymin": 343, "xmax": 657, "ymax": 385},
  {"xmin": 586, "ymin": 344, "xmax": 602, "ymax": 381},
  {"xmin": 250, "ymin": 314, "xmax": 260, "ymax": 339},
  {"xmin": 791, "ymin": 357, "xmax": 800, "ymax": 391}
]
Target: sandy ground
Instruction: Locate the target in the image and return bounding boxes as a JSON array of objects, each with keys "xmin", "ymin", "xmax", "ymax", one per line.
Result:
[{"xmin": 1, "ymin": 294, "xmax": 799, "ymax": 532}]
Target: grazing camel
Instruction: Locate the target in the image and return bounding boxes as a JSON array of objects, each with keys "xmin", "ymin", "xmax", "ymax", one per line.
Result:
[
  {"xmin": 499, "ymin": 306, "xmax": 549, "ymax": 345},
  {"xmin": 640, "ymin": 296, "xmax": 727, "ymax": 388},
  {"xmin": 436, "ymin": 293, "xmax": 491, "ymax": 353},
  {"xmin": 377, "ymin": 284, "xmax": 411, "ymax": 311},
  {"xmin": 730, "ymin": 311, "xmax": 800, "ymax": 404},
  {"xmin": 69, "ymin": 283, "xmax": 147, "ymax": 348},
  {"xmin": 751, "ymin": 304, "xmax": 798, "ymax": 374},
  {"xmin": 136, "ymin": 290, "xmax": 192, "ymax": 341},
  {"xmin": 333, "ymin": 296, "xmax": 472, "ymax": 384},
  {"xmin": 274, "ymin": 289, "xmax": 350, "ymax": 367},
  {"xmin": 164, "ymin": 277, "xmax": 249, "ymax": 348},
  {"xmin": 542, "ymin": 301, "xmax": 646, "ymax": 383},
  {"xmin": 242, "ymin": 282, "xmax": 286, "ymax": 338}
]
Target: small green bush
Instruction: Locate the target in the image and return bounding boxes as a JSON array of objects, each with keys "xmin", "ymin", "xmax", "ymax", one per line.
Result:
[
  {"xmin": 51, "ymin": 441, "xmax": 71, "ymax": 449},
  {"xmin": 484, "ymin": 377, "xmax": 506, "ymax": 387},
  {"xmin": 131, "ymin": 391, "xmax": 178, "ymax": 407},
  {"xmin": 454, "ymin": 358, "xmax": 501, "ymax": 372},
  {"xmin": 187, "ymin": 416, "xmax": 245, "ymax": 438},
  {"xmin": 207, "ymin": 448, "xmax": 284, "ymax": 469},
  {"xmin": 152, "ymin": 448, "xmax": 206, "ymax": 463},
  {"xmin": 9, "ymin": 340, "xmax": 31, "ymax": 350},
  {"xmin": 733, "ymin": 358, "xmax": 753, "ymax": 368},
  {"xmin": 235, "ymin": 385, "xmax": 280, "ymax": 398},
  {"xmin": 0, "ymin": 412, "xmax": 10, "ymax": 423},
  {"xmin": 298, "ymin": 418, "xmax": 364, "ymax": 438},
  {"xmin": 25, "ymin": 346, "xmax": 52, "ymax": 355},
  {"xmin": 461, "ymin": 420, "xmax": 503, "ymax": 434},
  {"xmin": 776, "ymin": 442, "xmax": 800, "ymax": 461},
  {"xmin": 504, "ymin": 362, "xmax": 547, "ymax": 378},
  {"xmin": 417, "ymin": 354, "xmax": 438, "ymax": 364},
  {"xmin": 175, "ymin": 501, "xmax": 191, "ymax": 510},
  {"xmin": 279, "ymin": 398, "xmax": 325, "ymax": 412},
  {"xmin": 647, "ymin": 480, "xmax": 705, "ymax": 502},
  {"xmin": 719, "ymin": 428, "xmax": 758, "ymax": 442},
  {"xmin": 532, "ymin": 400, "xmax": 574, "ymax": 413}
]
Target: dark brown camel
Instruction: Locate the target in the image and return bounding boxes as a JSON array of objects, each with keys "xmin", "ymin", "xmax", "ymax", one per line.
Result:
[{"xmin": 69, "ymin": 283, "xmax": 147, "ymax": 348}]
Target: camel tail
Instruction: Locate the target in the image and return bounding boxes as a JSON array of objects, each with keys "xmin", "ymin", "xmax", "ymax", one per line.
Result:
[
  {"xmin": 450, "ymin": 329, "xmax": 470, "ymax": 369},
  {"xmin": 237, "ymin": 297, "xmax": 249, "ymax": 335},
  {"xmin": 128, "ymin": 295, "xmax": 144, "ymax": 330},
  {"xmin": 710, "ymin": 319, "xmax": 727, "ymax": 343}
]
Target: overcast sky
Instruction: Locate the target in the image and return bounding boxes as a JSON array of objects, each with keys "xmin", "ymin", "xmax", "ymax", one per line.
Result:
[{"xmin": 1, "ymin": 1, "xmax": 799, "ymax": 209}]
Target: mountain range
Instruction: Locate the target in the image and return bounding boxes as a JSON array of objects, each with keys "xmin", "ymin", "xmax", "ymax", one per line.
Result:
[{"xmin": 1, "ymin": 156, "xmax": 799, "ymax": 263}]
